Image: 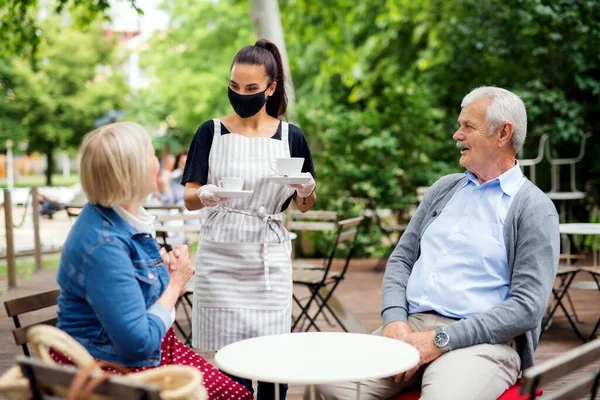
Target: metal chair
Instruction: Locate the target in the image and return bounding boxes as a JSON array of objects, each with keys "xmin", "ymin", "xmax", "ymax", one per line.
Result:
[
  {"xmin": 580, "ymin": 266, "xmax": 600, "ymax": 341},
  {"xmin": 292, "ymin": 216, "xmax": 364, "ymax": 332},
  {"xmin": 541, "ymin": 266, "xmax": 586, "ymax": 342},
  {"xmin": 517, "ymin": 133, "xmax": 548, "ymax": 186}
]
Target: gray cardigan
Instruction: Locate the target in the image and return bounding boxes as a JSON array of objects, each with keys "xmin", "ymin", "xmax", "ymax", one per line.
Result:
[{"xmin": 382, "ymin": 173, "xmax": 559, "ymax": 370}]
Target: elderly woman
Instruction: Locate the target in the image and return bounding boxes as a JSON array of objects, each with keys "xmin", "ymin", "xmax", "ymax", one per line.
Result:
[{"xmin": 54, "ymin": 122, "xmax": 252, "ymax": 400}]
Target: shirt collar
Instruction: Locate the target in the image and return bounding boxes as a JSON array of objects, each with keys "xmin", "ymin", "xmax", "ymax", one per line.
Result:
[
  {"xmin": 93, "ymin": 204, "xmax": 156, "ymax": 237},
  {"xmin": 462, "ymin": 161, "xmax": 524, "ymax": 196}
]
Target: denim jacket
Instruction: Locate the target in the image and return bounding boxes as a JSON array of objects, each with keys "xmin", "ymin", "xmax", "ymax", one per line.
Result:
[{"xmin": 57, "ymin": 204, "xmax": 172, "ymax": 367}]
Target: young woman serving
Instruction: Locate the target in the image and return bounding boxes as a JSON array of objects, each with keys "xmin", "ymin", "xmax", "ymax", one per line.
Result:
[{"xmin": 182, "ymin": 39, "xmax": 317, "ymax": 400}]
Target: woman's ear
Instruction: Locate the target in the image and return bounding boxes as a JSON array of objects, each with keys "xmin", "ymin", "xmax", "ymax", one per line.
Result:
[{"xmin": 268, "ymin": 81, "xmax": 277, "ymax": 97}]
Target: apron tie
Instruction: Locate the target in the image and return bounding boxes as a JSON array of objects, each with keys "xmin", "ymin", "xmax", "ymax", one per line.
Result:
[{"xmin": 217, "ymin": 206, "xmax": 285, "ymax": 290}]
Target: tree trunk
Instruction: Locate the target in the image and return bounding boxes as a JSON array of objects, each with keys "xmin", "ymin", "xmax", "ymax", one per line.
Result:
[
  {"xmin": 46, "ymin": 144, "xmax": 54, "ymax": 186},
  {"xmin": 249, "ymin": 0, "xmax": 296, "ymax": 119}
]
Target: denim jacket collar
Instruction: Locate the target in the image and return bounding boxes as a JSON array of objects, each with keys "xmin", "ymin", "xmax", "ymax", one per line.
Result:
[{"xmin": 90, "ymin": 203, "xmax": 146, "ymax": 238}]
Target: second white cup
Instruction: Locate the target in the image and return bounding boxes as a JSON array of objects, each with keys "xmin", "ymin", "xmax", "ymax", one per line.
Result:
[
  {"xmin": 270, "ymin": 157, "xmax": 304, "ymax": 177},
  {"xmin": 218, "ymin": 177, "xmax": 244, "ymax": 191}
]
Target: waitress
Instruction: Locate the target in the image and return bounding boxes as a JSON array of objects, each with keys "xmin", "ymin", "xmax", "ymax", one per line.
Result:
[{"xmin": 182, "ymin": 39, "xmax": 317, "ymax": 400}]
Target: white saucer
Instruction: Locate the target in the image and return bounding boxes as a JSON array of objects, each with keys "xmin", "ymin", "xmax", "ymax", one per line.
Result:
[
  {"xmin": 214, "ymin": 189, "xmax": 254, "ymax": 198},
  {"xmin": 267, "ymin": 172, "xmax": 312, "ymax": 185}
]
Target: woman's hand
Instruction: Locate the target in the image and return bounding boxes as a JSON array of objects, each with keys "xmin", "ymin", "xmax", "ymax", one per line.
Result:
[
  {"xmin": 288, "ymin": 176, "xmax": 315, "ymax": 198},
  {"xmin": 196, "ymin": 184, "xmax": 224, "ymax": 207},
  {"xmin": 164, "ymin": 245, "xmax": 193, "ymax": 296}
]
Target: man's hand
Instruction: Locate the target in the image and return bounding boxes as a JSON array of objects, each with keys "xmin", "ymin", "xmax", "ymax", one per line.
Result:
[
  {"xmin": 382, "ymin": 321, "xmax": 412, "ymax": 341},
  {"xmin": 383, "ymin": 321, "xmax": 414, "ymax": 383},
  {"xmin": 395, "ymin": 330, "xmax": 443, "ymax": 383}
]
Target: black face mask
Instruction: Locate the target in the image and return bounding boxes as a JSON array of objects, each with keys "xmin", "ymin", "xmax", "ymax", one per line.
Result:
[{"xmin": 228, "ymin": 87, "xmax": 269, "ymax": 118}]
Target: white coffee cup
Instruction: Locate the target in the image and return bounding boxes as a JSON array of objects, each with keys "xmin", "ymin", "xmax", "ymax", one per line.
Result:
[
  {"xmin": 218, "ymin": 177, "xmax": 244, "ymax": 191},
  {"xmin": 270, "ymin": 157, "xmax": 304, "ymax": 177}
]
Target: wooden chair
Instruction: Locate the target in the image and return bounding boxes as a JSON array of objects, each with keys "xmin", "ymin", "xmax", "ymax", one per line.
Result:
[
  {"xmin": 17, "ymin": 355, "xmax": 161, "ymax": 400},
  {"xmin": 292, "ymin": 216, "xmax": 364, "ymax": 332},
  {"xmin": 287, "ymin": 210, "xmax": 338, "ymax": 264},
  {"xmin": 521, "ymin": 338, "xmax": 600, "ymax": 399},
  {"xmin": 154, "ymin": 212, "xmax": 204, "ymax": 252},
  {"xmin": 4, "ymin": 289, "xmax": 60, "ymax": 356}
]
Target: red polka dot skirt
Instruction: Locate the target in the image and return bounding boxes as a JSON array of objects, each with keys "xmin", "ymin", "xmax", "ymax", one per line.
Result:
[{"xmin": 50, "ymin": 328, "xmax": 253, "ymax": 400}]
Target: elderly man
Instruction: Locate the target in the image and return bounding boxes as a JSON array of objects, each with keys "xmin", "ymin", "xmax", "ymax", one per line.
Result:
[{"xmin": 312, "ymin": 87, "xmax": 559, "ymax": 400}]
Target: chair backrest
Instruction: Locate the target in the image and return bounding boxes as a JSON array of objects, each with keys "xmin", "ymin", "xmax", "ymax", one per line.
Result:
[
  {"xmin": 322, "ymin": 216, "xmax": 364, "ymax": 280},
  {"xmin": 17, "ymin": 355, "xmax": 161, "ymax": 400},
  {"xmin": 521, "ymin": 339, "xmax": 600, "ymax": 400},
  {"xmin": 153, "ymin": 211, "xmax": 204, "ymax": 252},
  {"xmin": 4, "ymin": 289, "xmax": 60, "ymax": 356},
  {"xmin": 65, "ymin": 205, "xmax": 83, "ymax": 224},
  {"xmin": 287, "ymin": 210, "xmax": 338, "ymax": 232},
  {"xmin": 518, "ymin": 134, "xmax": 548, "ymax": 185},
  {"xmin": 545, "ymin": 132, "xmax": 592, "ymax": 193}
]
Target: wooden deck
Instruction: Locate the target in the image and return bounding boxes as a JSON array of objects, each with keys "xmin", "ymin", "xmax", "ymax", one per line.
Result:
[{"xmin": 0, "ymin": 258, "xmax": 598, "ymax": 399}]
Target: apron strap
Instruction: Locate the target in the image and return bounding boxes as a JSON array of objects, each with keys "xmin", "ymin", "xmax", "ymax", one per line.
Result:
[{"xmin": 216, "ymin": 206, "xmax": 285, "ymax": 290}]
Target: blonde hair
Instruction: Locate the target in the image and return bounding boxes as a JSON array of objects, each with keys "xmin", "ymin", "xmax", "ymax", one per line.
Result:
[{"xmin": 79, "ymin": 122, "xmax": 153, "ymax": 207}]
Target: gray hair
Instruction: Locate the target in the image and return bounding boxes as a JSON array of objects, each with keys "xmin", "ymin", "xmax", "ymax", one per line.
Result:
[{"xmin": 461, "ymin": 86, "xmax": 527, "ymax": 154}]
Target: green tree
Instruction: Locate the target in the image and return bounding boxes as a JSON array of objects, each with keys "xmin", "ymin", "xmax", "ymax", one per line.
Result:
[
  {"xmin": 417, "ymin": 0, "xmax": 600, "ymax": 205},
  {"xmin": 130, "ymin": 0, "xmax": 254, "ymax": 144},
  {"xmin": 1, "ymin": 0, "xmax": 140, "ymax": 56},
  {"xmin": 1, "ymin": 17, "xmax": 128, "ymax": 185}
]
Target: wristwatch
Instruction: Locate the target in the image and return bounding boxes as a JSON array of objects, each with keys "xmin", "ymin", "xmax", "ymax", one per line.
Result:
[{"xmin": 433, "ymin": 329, "xmax": 450, "ymax": 352}]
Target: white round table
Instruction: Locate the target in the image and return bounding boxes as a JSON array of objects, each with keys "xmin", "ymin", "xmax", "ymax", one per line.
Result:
[{"xmin": 215, "ymin": 332, "xmax": 420, "ymax": 400}]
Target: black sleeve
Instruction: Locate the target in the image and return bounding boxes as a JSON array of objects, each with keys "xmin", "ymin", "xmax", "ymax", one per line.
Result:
[
  {"xmin": 281, "ymin": 124, "xmax": 316, "ymax": 212},
  {"xmin": 181, "ymin": 120, "xmax": 214, "ymax": 186},
  {"xmin": 288, "ymin": 124, "xmax": 316, "ymax": 178}
]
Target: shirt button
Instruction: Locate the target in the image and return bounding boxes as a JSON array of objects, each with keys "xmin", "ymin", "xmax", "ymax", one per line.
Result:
[
  {"xmin": 423, "ymin": 296, "xmax": 429, "ymax": 301},
  {"xmin": 148, "ymin": 272, "xmax": 155, "ymax": 280},
  {"xmin": 432, "ymin": 273, "xmax": 438, "ymax": 279},
  {"xmin": 442, "ymin": 249, "xmax": 448, "ymax": 255},
  {"xmin": 465, "ymin": 210, "xmax": 470, "ymax": 215},
  {"xmin": 476, "ymin": 190, "xmax": 481, "ymax": 194}
]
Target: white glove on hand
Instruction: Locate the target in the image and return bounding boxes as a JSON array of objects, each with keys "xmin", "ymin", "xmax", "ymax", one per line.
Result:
[
  {"xmin": 196, "ymin": 184, "xmax": 223, "ymax": 207},
  {"xmin": 288, "ymin": 176, "xmax": 316, "ymax": 198}
]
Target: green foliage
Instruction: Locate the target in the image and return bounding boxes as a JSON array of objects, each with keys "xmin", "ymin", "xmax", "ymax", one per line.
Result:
[
  {"xmin": 1, "ymin": 0, "xmax": 141, "ymax": 57},
  {"xmin": 130, "ymin": 0, "xmax": 254, "ymax": 143},
  {"xmin": 1, "ymin": 15, "xmax": 128, "ymax": 185},
  {"xmin": 128, "ymin": 0, "xmax": 600, "ymax": 256}
]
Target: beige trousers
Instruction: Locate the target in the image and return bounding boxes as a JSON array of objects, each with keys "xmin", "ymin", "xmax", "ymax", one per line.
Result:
[{"xmin": 307, "ymin": 313, "xmax": 521, "ymax": 400}]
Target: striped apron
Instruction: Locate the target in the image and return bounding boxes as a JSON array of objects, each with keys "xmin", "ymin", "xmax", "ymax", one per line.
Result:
[{"xmin": 192, "ymin": 118, "xmax": 296, "ymax": 351}]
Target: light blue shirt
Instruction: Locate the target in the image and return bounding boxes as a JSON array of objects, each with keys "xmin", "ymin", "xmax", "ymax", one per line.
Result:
[{"xmin": 406, "ymin": 163, "xmax": 526, "ymax": 318}]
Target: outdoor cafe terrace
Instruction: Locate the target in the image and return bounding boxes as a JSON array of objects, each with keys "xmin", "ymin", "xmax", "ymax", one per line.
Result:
[{"xmin": 0, "ymin": 238, "xmax": 598, "ymax": 399}]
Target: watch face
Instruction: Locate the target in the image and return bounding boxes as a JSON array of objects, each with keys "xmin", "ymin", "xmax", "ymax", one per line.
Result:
[{"xmin": 434, "ymin": 332, "xmax": 449, "ymax": 348}]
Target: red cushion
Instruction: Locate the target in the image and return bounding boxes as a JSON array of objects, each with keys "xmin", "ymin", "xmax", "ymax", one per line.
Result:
[
  {"xmin": 387, "ymin": 383, "xmax": 543, "ymax": 400},
  {"xmin": 498, "ymin": 384, "xmax": 543, "ymax": 400}
]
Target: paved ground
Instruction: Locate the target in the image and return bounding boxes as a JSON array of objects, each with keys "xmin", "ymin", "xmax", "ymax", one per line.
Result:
[{"xmin": 0, "ymin": 258, "xmax": 598, "ymax": 400}]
